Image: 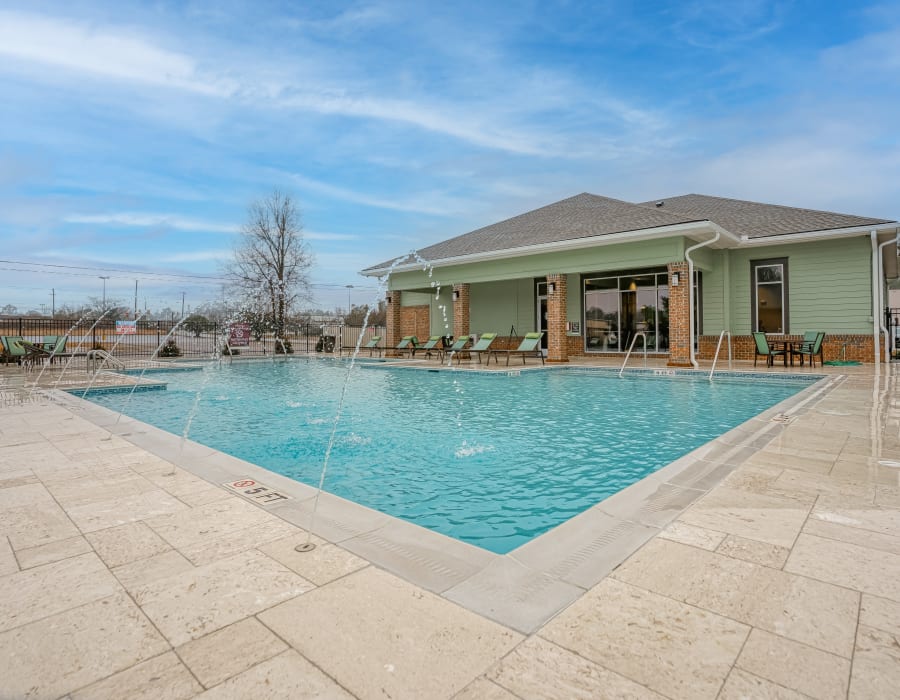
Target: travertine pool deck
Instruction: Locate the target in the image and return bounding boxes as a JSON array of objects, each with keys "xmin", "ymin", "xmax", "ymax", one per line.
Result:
[{"xmin": 1, "ymin": 359, "xmax": 899, "ymax": 698}]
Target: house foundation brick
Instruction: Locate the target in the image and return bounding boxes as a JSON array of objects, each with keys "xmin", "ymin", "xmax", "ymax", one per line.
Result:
[
  {"xmin": 547, "ymin": 273, "xmax": 568, "ymax": 363},
  {"xmin": 667, "ymin": 262, "xmax": 692, "ymax": 366},
  {"xmin": 385, "ymin": 291, "xmax": 402, "ymax": 356},
  {"xmin": 453, "ymin": 284, "xmax": 470, "ymax": 340}
]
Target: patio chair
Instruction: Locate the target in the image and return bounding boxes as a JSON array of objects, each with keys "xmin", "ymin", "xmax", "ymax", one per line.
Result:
[
  {"xmin": 793, "ymin": 331, "xmax": 826, "ymax": 368},
  {"xmin": 446, "ymin": 336, "xmax": 471, "ymax": 364},
  {"xmin": 468, "ymin": 333, "xmax": 498, "ymax": 364},
  {"xmin": 363, "ymin": 335, "xmax": 382, "ymax": 357},
  {"xmin": 395, "ymin": 335, "xmax": 419, "ymax": 358},
  {"xmin": 42, "ymin": 335, "xmax": 68, "ymax": 362},
  {"xmin": 416, "ymin": 335, "xmax": 445, "ymax": 361},
  {"xmin": 0, "ymin": 336, "xmax": 28, "ymax": 365},
  {"xmin": 489, "ymin": 332, "xmax": 545, "ymax": 366},
  {"xmin": 752, "ymin": 332, "xmax": 786, "ymax": 367}
]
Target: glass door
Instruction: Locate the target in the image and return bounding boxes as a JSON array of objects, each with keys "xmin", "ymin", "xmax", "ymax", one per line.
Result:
[{"xmin": 536, "ymin": 282, "xmax": 549, "ymax": 351}]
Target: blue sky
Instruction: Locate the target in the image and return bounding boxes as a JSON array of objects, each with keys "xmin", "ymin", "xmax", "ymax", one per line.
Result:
[{"xmin": 1, "ymin": 0, "xmax": 898, "ymax": 314}]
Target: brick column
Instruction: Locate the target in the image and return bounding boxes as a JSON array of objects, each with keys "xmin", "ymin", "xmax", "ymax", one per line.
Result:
[
  {"xmin": 667, "ymin": 262, "xmax": 691, "ymax": 366},
  {"xmin": 453, "ymin": 284, "xmax": 470, "ymax": 339},
  {"xmin": 547, "ymin": 273, "xmax": 568, "ymax": 363},
  {"xmin": 385, "ymin": 290, "xmax": 402, "ymax": 356}
]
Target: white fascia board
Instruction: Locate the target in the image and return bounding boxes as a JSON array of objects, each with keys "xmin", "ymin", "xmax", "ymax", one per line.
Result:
[
  {"xmin": 362, "ymin": 220, "xmax": 728, "ymax": 276},
  {"xmin": 736, "ymin": 222, "xmax": 899, "ymax": 246}
]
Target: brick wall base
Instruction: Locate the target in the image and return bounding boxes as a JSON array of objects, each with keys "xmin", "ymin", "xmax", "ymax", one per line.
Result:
[{"xmin": 698, "ymin": 334, "xmax": 877, "ymax": 364}]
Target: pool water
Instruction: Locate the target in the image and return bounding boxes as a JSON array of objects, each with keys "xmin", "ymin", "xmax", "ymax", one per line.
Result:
[{"xmin": 82, "ymin": 361, "xmax": 814, "ymax": 553}]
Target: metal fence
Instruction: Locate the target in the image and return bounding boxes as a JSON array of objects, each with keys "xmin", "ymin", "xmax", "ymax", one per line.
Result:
[
  {"xmin": 886, "ymin": 308, "xmax": 900, "ymax": 360},
  {"xmin": 0, "ymin": 319, "xmax": 387, "ymax": 358}
]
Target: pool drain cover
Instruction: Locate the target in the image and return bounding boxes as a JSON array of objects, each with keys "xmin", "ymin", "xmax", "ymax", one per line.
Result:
[{"xmin": 295, "ymin": 543, "xmax": 317, "ymax": 553}]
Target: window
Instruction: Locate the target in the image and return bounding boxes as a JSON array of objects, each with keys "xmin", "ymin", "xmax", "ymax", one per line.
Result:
[{"xmin": 752, "ymin": 258, "xmax": 788, "ymax": 334}]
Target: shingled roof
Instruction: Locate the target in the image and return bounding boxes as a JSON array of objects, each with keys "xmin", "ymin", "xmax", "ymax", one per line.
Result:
[
  {"xmin": 364, "ymin": 192, "xmax": 895, "ymax": 272},
  {"xmin": 638, "ymin": 194, "xmax": 893, "ymax": 239}
]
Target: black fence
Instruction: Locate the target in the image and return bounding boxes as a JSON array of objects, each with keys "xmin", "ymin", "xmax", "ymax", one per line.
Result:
[
  {"xmin": 0, "ymin": 318, "xmax": 387, "ymax": 359},
  {"xmin": 886, "ymin": 308, "xmax": 900, "ymax": 360}
]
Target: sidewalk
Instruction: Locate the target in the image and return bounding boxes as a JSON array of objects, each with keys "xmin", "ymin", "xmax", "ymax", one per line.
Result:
[{"xmin": 1, "ymin": 363, "xmax": 898, "ymax": 698}]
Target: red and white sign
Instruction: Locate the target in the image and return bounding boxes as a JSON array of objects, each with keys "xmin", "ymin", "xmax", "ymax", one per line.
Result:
[
  {"xmin": 229, "ymin": 323, "xmax": 250, "ymax": 347},
  {"xmin": 116, "ymin": 320, "xmax": 137, "ymax": 335},
  {"xmin": 223, "ymin": 477, "xmax": 290, "ymax": 505}
]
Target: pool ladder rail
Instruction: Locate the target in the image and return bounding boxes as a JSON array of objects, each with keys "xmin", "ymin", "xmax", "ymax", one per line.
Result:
[
  {"xmin": 708, "ymin": 330, "xmax": 733, "ymax": 379},
  {"xmin": 618, "ymin": 332, "xmax": 648, "ymax": 377}
]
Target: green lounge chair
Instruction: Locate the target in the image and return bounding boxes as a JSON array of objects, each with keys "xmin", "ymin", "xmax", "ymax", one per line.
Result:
[
  {"xmin": 490, "ymin": 332, "xmax": 545, "ymax": 366},
  {"xmin": 1, "ymin": 336, "xmax": 29, "ymax": 365},
  {"xmin": 395, "ymin": 335, "xmax": 419, "ymax": 358},
  {"xmin": 752, "ymin": 332, "xmax": 786, "ymax": 367},
  {"xmin": 363, "ymin": 335, "xmax": 382, "ymax": 357},
  {"xmin": 42, "ymin": 335, "xmax": 68, "ymax": 362},
  {"xmin": 468, "ymin": 333, "xmax": 497, "ymax": 364},
  {"xmin": 417, "ymin": 335, "xmax": 445, "ymax": 361},
  {"xmin": 793, "ymin": 331, "xmax": 825, "ymax": 368},
  {"xmin": 446, "ymin": 336, "xmax": 471, "ymax": 364}
]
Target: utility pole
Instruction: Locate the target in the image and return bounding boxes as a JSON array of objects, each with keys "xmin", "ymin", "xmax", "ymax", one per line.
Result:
[
  {"xmin": 134, "ymin": 280, "xmax": 138, "ymax": 319},
  {"xmin": 181, "ymin": 292, "xmax": 186, "ymax": 318},
  {"xmin": 99, "ymin": 276, "xmax": 110, "ymax": 308},
  {"xmin": 346, "ymin": 284, "xmax": 354, "ymax": 317},
  {"xmin": 50, "ymin": 288, "xmax": 55, "ymax": 317}
]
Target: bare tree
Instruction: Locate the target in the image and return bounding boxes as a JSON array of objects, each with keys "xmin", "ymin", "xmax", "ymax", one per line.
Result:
[{"xmin": 227, "ymin": 190, "xmax": 313, "ymax": 341}]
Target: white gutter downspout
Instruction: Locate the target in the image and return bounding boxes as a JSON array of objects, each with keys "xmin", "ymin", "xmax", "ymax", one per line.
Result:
[
  {"xmin": 873, "ymin": 231, "xmax": 882, "ymax": 365},
  {"xmin": 877, "ymin": 230, "xmax": 900, "ymax": 364},
  {"xmin": 685, "ymin": 232, "xmax": 721, "ymax": 369}
]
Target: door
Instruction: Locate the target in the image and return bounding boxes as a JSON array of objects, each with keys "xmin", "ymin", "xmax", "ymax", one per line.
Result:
[{"xmin": 536, "ymin": 281, "xmax": 549, "ymax": 352}]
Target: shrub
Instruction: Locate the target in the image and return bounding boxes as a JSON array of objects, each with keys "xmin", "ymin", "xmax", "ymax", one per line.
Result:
[{"xmin": 158, "ymin": 339, "xmax": 182, "ymax": 357}]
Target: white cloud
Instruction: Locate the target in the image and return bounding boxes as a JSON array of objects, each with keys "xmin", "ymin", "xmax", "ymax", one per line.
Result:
[
  {"xmin": 65, "ymin": 212, "xmax": 238, "ymax": 233},
  {"xmin": 304, "ymin": 230, "xmax": 359, "ymax": 241},
  {"xmin": 0, "ymin": 10, "xmax": 235, "ymax": 96},
  {"xmin": 289, "ymin": 173, "xmax": 463, "ymax": 216},
  {"xmin": 158, "ymin": 249, "xmax": 232, "ymax": 263}
]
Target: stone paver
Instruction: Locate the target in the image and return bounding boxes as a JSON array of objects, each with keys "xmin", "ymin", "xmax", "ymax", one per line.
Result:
[
  {"xmin": 0, "ymin": 593, "xmax": 169, "ymax": 699},
  {"xmin": 1, "ymin": 363, "xmax": 898, "ymax": 699},
  {"xmin": 85, "ymin": 521, "xmax": 172, "ymax": 568},
  {"xmin": 135, "ymin": 549, "xmax": 314, "ymax": 645},
  {"xmin": 177, "ymin": 617, "xmax": 288, "ymax": 689},
  {"xmin": 541, "ymin": 577, "xmax": 749, "ymax": 700},
  {"xmin": 259, "ymin": 567, "xmax": 522, "ymax": 699}
]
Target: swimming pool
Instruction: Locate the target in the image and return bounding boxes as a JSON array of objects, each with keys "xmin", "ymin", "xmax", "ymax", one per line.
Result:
[{"xmin": 81, "ymin": 360, "xmax": 816, "ymax": 553}]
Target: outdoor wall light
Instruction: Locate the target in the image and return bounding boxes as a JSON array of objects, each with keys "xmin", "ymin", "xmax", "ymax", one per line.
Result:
[
  {"xmin": 671, "ymin": 273, "xmax": 679, "ymax": 286},
  {"xmin": 385, "ymin": 292, "xmax": 392, "ymax": 303},
  {"xmin": 452, "ymin": 290, "xmax": 460, "ymax": 301},
  {"xmin": 548, "ymin": 282, "xmax": 556, "ymax": 294}
]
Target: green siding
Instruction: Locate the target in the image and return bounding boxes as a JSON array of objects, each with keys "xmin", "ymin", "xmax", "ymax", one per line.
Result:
[
  {"xmin": 389, "ymin": 234, "xmax": 875, "ymax": 337},
  {"xmin": 470, "ymin": 279, "xmax": 535, "ymax": 335},
  {"xmin": 700, "ymin": 236, "xmax": 873, "ymax": 334},
  {"xmin": 388, "ymin": 237, "xmax": 686, "ymax": 289}
]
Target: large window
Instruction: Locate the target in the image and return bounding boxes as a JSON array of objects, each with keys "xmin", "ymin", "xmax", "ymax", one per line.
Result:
[
  {"xmin": 584, "ymin": 271, "xmax": 670, "ymax": 352},
  {"xmin": 752, "ymin": 258, "xmax": 788, "ymax": 334}
]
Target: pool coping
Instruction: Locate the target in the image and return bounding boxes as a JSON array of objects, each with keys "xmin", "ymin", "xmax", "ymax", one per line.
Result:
[{"xmin": 52, "ymin": 367, "xmax": 842, "ymax": 634}]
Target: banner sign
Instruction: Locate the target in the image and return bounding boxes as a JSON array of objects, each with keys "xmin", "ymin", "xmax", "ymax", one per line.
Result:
[
  {"xmin": 229, "ymin": 323, "xmax": 250, "ymax": 347},
  {"xmin": 115, "ymin": 320, "xmax": 137, "ymax": 335}
]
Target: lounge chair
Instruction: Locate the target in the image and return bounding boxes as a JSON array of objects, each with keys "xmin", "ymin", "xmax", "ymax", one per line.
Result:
[
  {"xmin": 446, "ymin": 336, "xmax": 471, "ymax": 364},
  {"xmin": 793, "ymin": 331, "xmax": 826, "ymax": 367},
  {"xmin": 395, "ymin": 335, "xmax": 419, "ymax": 358},
  {"xmin": 468, "ymin": 333, "xmax": 498, "ymax": 364},
  {"xmin": 490, "ymin": 332, "xmax": 545, "ymax": 366},
  {"xmin": 416, "ymin": 336, "xmax": 445, "ymax": 361},
  {"xmin": 0, "ymin": 336, "xmax": 27, "ymax": 365},
  {"xmin": 362, "ymin": 335, "xmax": 382, "ymax": 357},
  {"xmin": 752, "ymin": 331, "xmax": 786, "ymax": 367},
  {"xmin": 42, "ymin": 335, "xmax": 68, "ymax": 362}
]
